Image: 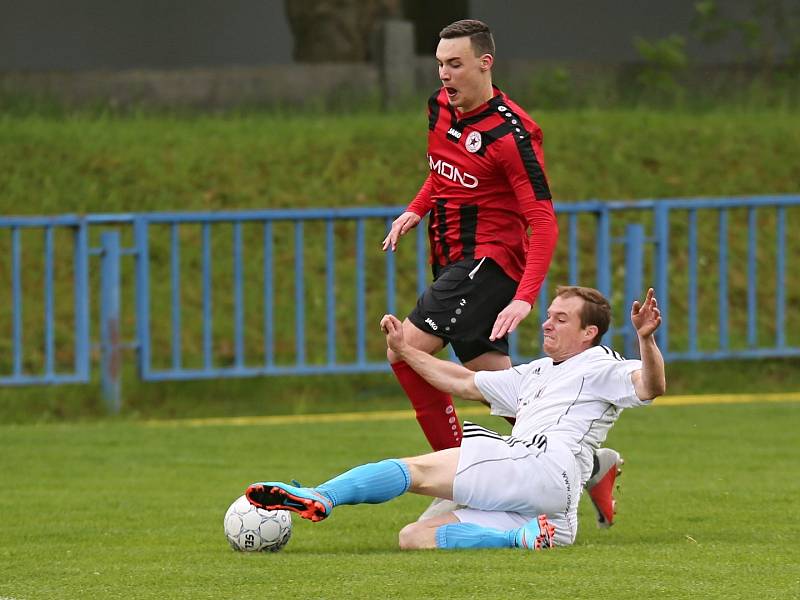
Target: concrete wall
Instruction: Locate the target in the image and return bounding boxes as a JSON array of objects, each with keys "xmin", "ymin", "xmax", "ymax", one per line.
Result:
[
  {"xmin": 1, "ymin": 0, "xmax": 775, "ymax": 72},
  {"xmin": 0, "ymin": 0, "xmax": 787, "ymax": 108},
  {"xmin": 0, "ymin": 64, "xmax": 382, "ymax": 108},
  {"xmin": 471, "ymin": 0, "xmax": 764, "ymax": 64},
  {"xmin": 0, "ymin": 0, "xmax": 293, "ymax": 70}
]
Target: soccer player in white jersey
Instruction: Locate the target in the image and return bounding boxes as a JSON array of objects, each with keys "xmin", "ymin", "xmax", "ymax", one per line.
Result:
[{"xmin": 245, "ymin": 286, "xmax": 665, "ymax": 550}]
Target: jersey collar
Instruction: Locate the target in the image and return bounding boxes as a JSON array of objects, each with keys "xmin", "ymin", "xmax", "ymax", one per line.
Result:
[{"xmin": 450, "ymin": 85, "xmax": 506, "ymax": 126}]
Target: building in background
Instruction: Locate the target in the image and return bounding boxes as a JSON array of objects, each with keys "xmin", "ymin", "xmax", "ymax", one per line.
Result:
[{"xmin": 0, "ymin": 0, "xmax": 794, "ymax": 107}]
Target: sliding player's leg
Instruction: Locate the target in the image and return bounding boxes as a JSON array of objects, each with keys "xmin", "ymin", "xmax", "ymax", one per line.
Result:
[
  {"xmin": 400, "ymin": 510, "xmax": 556, "ymax": 551},
  {"xmin": 246, "ymin": 448, "xmax": 460, "ymax": 522}
]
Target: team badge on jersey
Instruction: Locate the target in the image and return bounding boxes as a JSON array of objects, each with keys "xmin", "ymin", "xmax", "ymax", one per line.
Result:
[{"xmin": 465, "ymin": 131, "xmax": 482, "ymax": 153}]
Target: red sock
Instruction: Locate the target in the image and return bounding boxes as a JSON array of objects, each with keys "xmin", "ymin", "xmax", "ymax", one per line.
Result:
[{"xmin": 391, "ymin": 360, "xmax": 462, "ymax": 450}]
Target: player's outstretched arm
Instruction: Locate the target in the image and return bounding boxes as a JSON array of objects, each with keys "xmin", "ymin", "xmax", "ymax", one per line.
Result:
[
  {"xmin": 630, "ymin": 288, "xmax": 666, "ymax": 401},
  {"xmin": 381, "ymin": 212, "xmax": 421, "ymax": 252},
  {"xmin": 380, "ymin": 314, "xmax": 485, "ymax": 401}
]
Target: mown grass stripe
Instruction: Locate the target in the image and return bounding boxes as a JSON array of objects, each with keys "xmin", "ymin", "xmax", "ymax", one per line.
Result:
[
  {"xmin": 145, "ymin": 391, "xmax": 800, "ymax": 428},
  {"xmin": 655, "ymin": 391, "xmax": 800, "ymax": 406}
]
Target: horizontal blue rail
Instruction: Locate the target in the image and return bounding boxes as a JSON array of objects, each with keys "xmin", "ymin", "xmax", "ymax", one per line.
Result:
[{"xmin": 1, "ymin": 195, "xmax": 798, "ymax": 407}]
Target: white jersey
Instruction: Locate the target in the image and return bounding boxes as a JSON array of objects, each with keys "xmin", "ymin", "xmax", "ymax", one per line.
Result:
[{"xmin": 474, "ymin": 345, "xmax": 649, "ymax": 484}]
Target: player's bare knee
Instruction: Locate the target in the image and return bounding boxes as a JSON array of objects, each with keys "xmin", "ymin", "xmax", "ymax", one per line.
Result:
[
  {"xmin": 398, "ymin": 522, "xmax": 420, "ymax": 550},
  {"xmin": 398, "ymin": 522, "xmax": 433, "ymax": 550}
]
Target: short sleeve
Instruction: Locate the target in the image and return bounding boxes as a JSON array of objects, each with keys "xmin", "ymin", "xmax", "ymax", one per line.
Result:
[
  {"xmin": 474, "ymin": 367, "xmax": 523, "ymax": 417},
  {"xmin": 593, "ymin": 359, "xmax": 649, "ymax": 408}
]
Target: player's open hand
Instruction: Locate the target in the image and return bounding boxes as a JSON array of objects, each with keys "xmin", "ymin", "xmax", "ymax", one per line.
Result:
[
  {"xmin": 382, "ymin": 212, "xmax": 421, "ymax": 252},
  {"xmin": 490, "ymin": 299, "xmax": 532, "ymax": 341},
  {"xmin": 380, "ymin": 314, "xmax": 407, "ymax": 354},
  {"xmin": 631, "ymin": 288, "xmax": 661, "ymax": 338}
]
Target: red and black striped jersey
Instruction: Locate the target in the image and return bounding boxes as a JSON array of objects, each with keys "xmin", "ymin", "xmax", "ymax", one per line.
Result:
[{"xmin": 406, "ymin": 86, "xmax": 558, "ymax": 305}]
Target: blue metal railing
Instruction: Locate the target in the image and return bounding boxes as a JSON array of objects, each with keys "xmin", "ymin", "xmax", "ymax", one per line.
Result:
[
  {"xmin": 0, "ymin": 216, "xmax": 91, "ymax": 386},
  {"xmin": 1, "ymin": 195, "xmax": 798, "ymax": 410}
]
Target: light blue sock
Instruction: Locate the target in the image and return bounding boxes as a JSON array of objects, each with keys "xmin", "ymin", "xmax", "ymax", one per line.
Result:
[
  {"xmin": 315, "ymin": 459, "xmax": 411, "ymax": 507},
  {"xmin": 435, "ymin": 523, "xmax": 516, "ymax": 549}
]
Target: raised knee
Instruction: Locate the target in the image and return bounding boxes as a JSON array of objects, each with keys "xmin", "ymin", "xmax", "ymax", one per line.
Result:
[{"xmin": 398, "ymin": 522, "xmax": 424, "ymax": 550}]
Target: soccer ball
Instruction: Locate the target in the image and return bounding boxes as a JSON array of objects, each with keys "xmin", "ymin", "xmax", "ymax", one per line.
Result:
[{"xmin": 223, "ymin": 495, "xmax": 292, "ymax": 552}]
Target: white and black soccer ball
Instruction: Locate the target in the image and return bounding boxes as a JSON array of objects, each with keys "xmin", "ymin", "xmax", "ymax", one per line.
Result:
[{"xmin": 223, "ymin": 495, "xmax": 292, "ymax": 552}]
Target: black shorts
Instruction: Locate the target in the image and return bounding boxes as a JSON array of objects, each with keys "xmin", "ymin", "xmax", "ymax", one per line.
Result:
[{"xmin": 407, "ymin": 257, "xmax": 518, "ymax": 363}]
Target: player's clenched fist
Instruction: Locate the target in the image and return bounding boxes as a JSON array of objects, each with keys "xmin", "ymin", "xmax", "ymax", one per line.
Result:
[
  {"xmin": 382, "ymin": 212, "xmax": 421, "ymax": 252},
  {"xmin": 380, "ymin": 314, "xmax": 407, "ymax": 354}
]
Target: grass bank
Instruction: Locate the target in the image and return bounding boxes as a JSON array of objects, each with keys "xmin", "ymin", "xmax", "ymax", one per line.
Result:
[
  {"xmin": 2, "ymin": 108, "xmax": 799, "ymax": 214},
  {"xmin": 0, "ymin": 107, "xmax": 798, "ymax": 422}
]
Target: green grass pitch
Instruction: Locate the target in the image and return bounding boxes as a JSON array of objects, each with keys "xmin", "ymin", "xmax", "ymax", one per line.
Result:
[{"xmin": 1, "ymin": 400, "xmax": 798, "ymax": 600}]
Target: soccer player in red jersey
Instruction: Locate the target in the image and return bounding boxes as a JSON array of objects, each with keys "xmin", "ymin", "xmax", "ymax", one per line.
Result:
[{"xmin": 382, "ymin": 20, "xmax": 622, "ymax": 526}]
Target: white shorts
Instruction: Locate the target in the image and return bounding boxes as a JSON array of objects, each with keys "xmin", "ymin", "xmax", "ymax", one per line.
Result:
[{"xmin": 452, "ymin": 422, "xmax": 580, "ymax": 546}]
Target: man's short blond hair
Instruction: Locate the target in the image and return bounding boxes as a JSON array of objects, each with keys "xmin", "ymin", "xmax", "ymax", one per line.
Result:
[{"xmin": 554, "ymin": 286, "xmax": 611, "ymax": 346}]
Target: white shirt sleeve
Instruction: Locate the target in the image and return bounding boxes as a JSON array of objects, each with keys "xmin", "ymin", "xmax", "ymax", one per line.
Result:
[
  {"xmin": 594, "ymin": 359, "xmax": 649, "ymax": 408},
  {"xmin": 474, "ymin": 363, "xmax": 533, "ymax": 418}
]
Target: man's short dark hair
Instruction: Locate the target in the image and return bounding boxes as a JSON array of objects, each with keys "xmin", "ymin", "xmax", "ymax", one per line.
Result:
[
  {"xmin": 439, "ymin": 19, "xmax": 495, "ymax": 57},
  {"xmin": 554, "ymin": 286, "xmax": 612, "ymax": 346}
]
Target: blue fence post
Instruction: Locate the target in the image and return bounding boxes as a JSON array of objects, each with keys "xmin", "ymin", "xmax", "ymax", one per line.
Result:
[
  {"xmin": 595, "ymin": 206, "xmax": 611, "ymax": 298},
  {"xmin": 416, "ymin": 223, "xmax": 427, "ymax": 297},
  {"xmin": 170, "ymin": 223, "xmax": 182, "ymax": 370},
  {"xmin": 11, "ymin": 227, "xmax": 23, "ymax": 377},
  {"xmin": 44, "ymin": 226, "xmax": 55, "ymax": 379},
  {"xmin": 355, "ymin": 219, "xmax": 366, "ymax": 365},
  {"xmin": 263, "ymin": 220, "xmax": 274, "ymax": 368},
  {"xmin": 775, "ymin": 206, "xmax": 786, "ymax": 349},
  {"xmin": 654, "ymin": 204, "xmax": 670, "ymax": 353},
  {"xmin": 100, "ymin": 231, "xmax": 122, "ymax": 413},
  {"xmin": 596, "ymin": 205, "xmax": 612, "ymax": 346},
  {"xmin": 134, "ymin": 217, "xmax": 151, "ymax": 379},
  {"xmin": 74, "ymin": 222, "xmax": 91, "ymax": 381},
  {"xmin": 326, "ymin": 219, "xmax": 337, "ymax": 366},
  {"xmin": 747, "ymin": 207, "xmax": 758, "ymax": 347},
  {"xmin": 687, "ymin": 210, "xmax": 698, "ymax": 356},
  {"xmin": 233, "ymin": 222, "xmax": 244, "ymax": 370},
  {"xmin": 718, "ymin": 209, "xmax": 729, "ymax": 350},
  {"xmin": 295, "ymin": 221, "xmax": 306, "ymax": 366},
  {"xmin": 567, "ymin": 213, "xmax": 579, "ymax": 285},
  {"xmin": 623, "ymin": 224, "xmax": 645, "ymax": 358}
]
